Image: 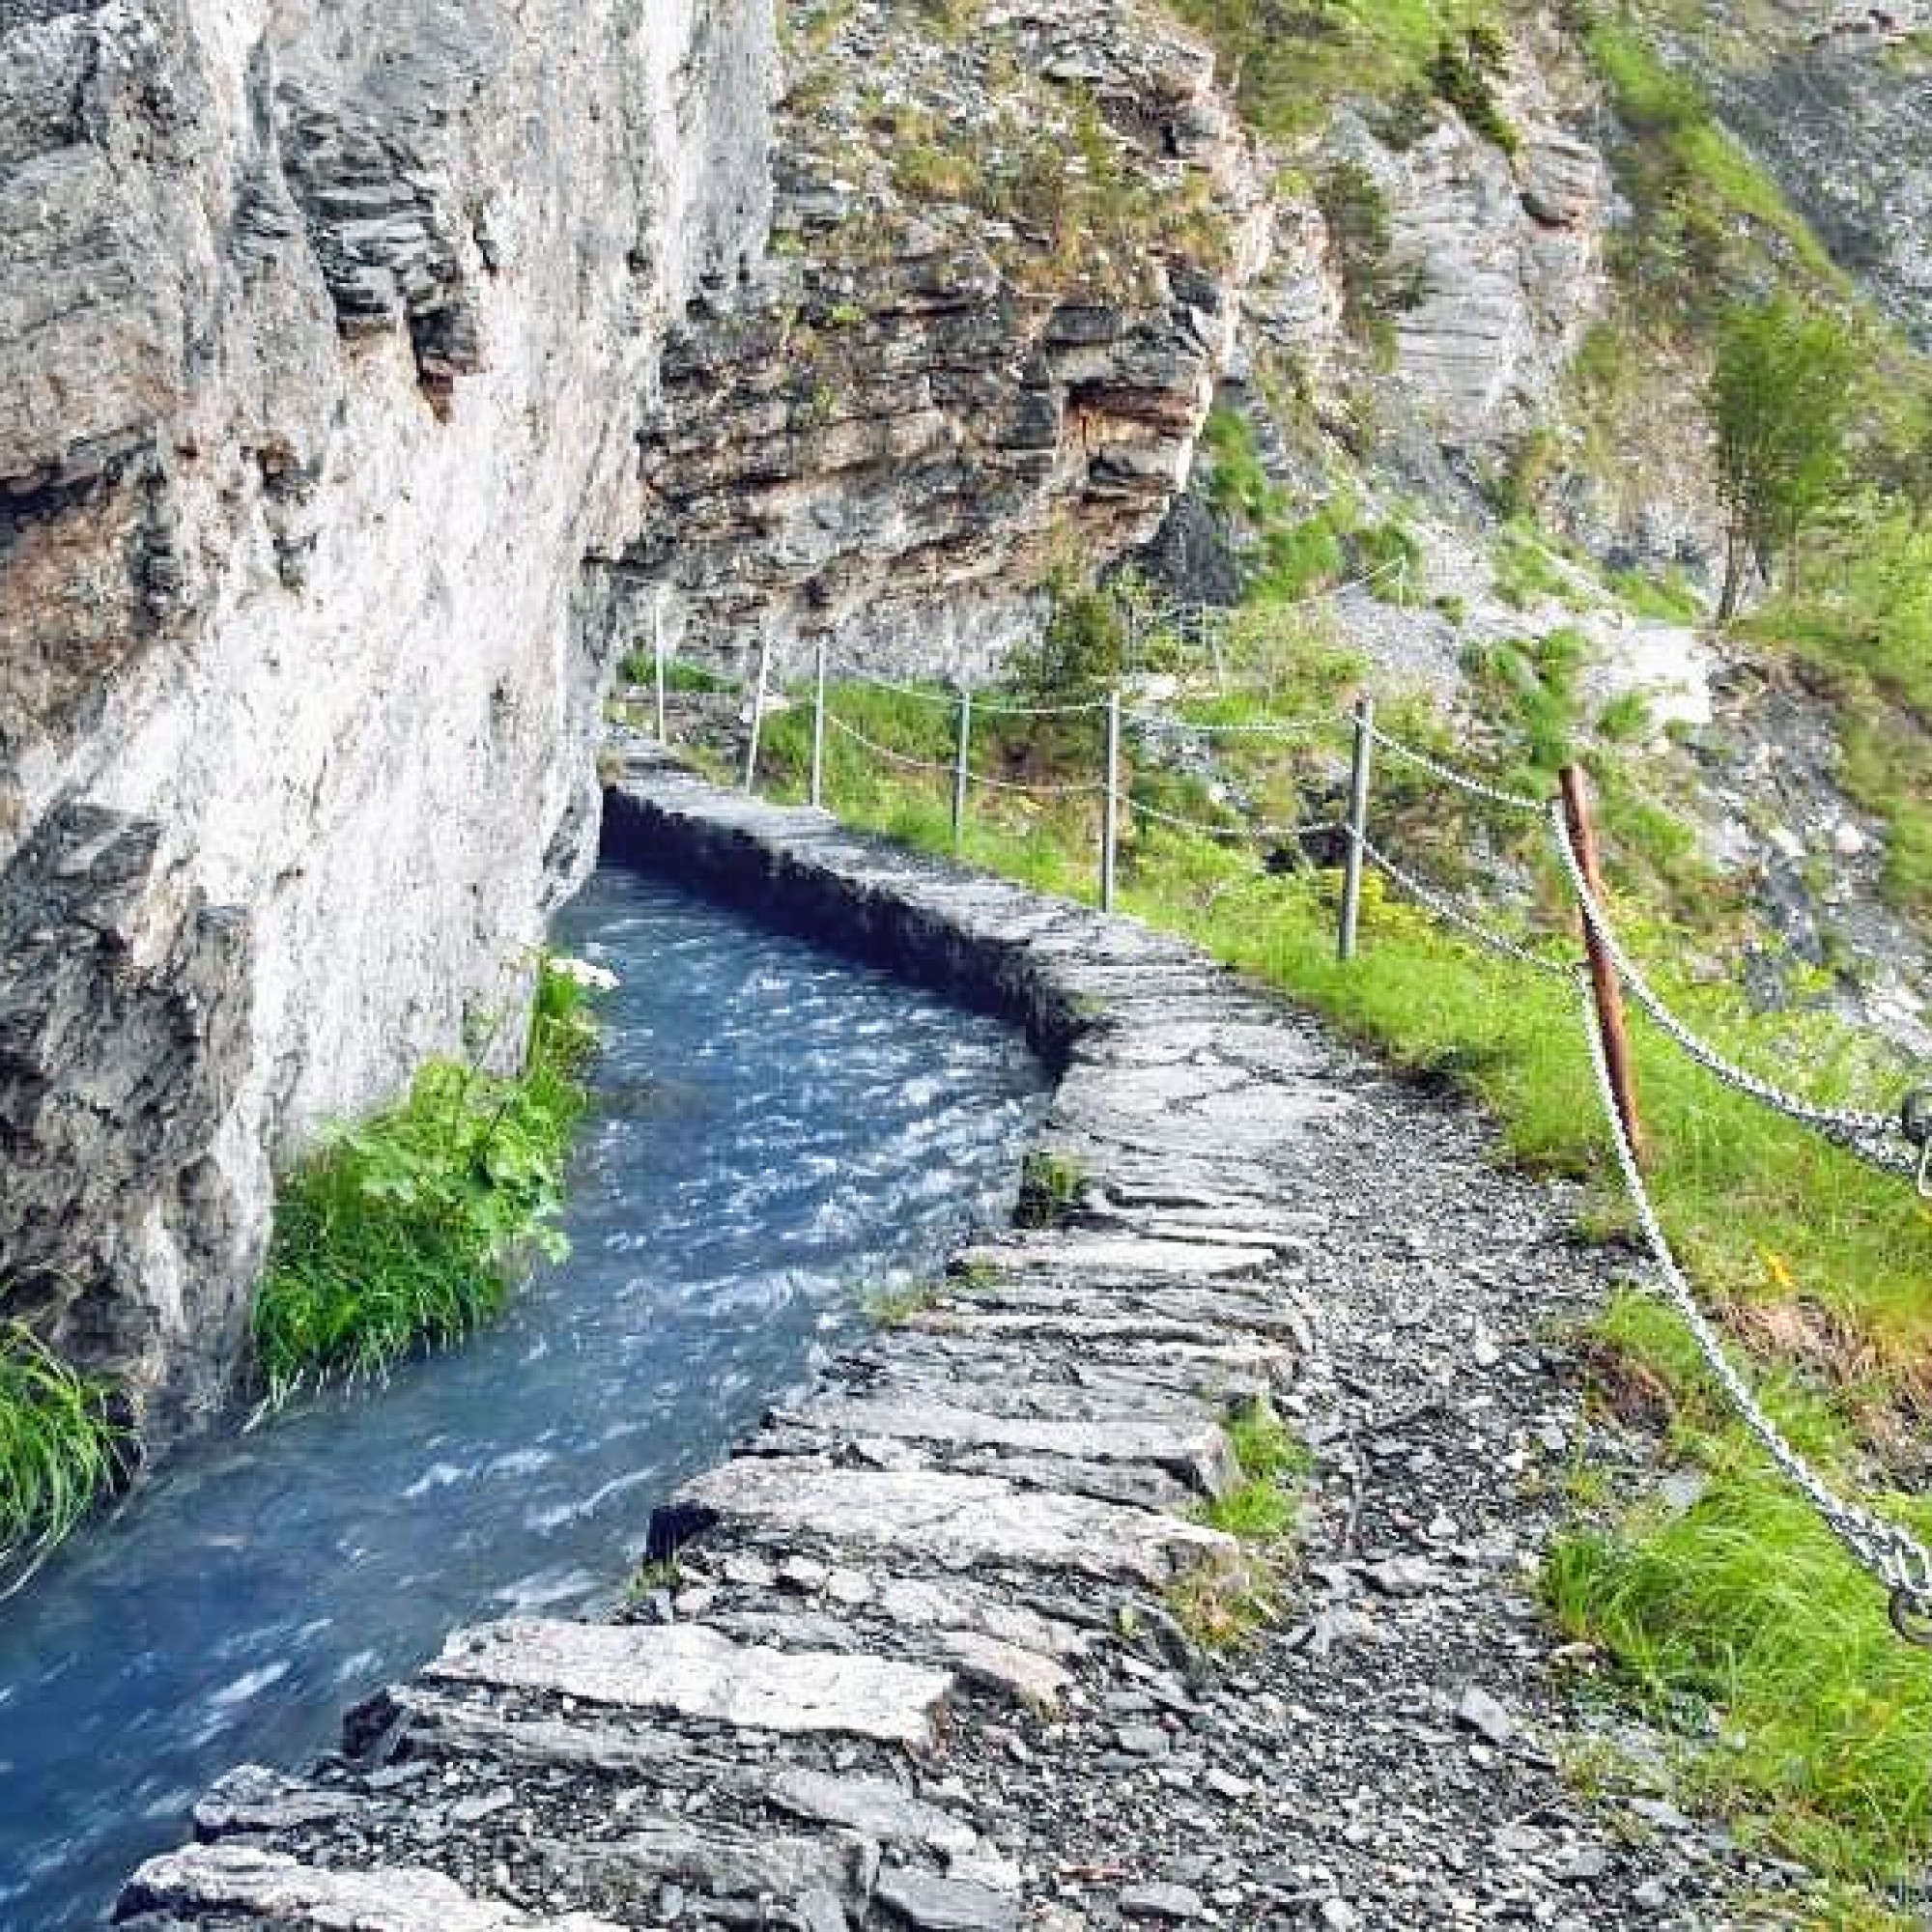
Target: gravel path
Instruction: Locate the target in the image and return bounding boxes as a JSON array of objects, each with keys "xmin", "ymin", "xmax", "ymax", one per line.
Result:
[{"xmin": 115, "ymin": 751, "xmax": 1794, "ymax": 1931}]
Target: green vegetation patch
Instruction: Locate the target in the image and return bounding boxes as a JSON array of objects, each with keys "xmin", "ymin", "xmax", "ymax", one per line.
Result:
[
  {"xmin": 1172, "ymin": 1399, "xmax": 1309, "ymax": 1648},
  {"xmin": 1583, "ymin": 14, "xmax": 1847, "ymax": 325},
  {"xmin": 253, "ymin": 954, "xmax": 609, "ymax": 1404},
  {"xmin": 1549, "ymin": 1295, "xmax": 1932, "ymax": 1889},
  {"xmin": 0, "ymin": 1322, "xmax": 122, "ymax": 1568},
  {"xmin": 1203, "ymin": 1400, "xmax": 1312, "ymax": 1543},
  {"xmin": 1165, "ymin": 0, "xmax": 1509, "ymax": 144},
  {"xmin": 1016, "ymin": 1150, "xmax": 1087, "ymax": 1229},
  {"xmin": 1741, "ymin": 511, "xmax": 1932, "ymax": 923}
]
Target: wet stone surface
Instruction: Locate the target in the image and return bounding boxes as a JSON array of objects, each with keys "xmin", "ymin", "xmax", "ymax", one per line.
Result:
[{"xmin": 114, "ymin": 753, "xmax": 1804, "ymax": 1929}]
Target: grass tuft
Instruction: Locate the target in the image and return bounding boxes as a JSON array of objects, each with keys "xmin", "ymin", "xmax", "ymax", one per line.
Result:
[
  {"xmin": 0, "ymin": 1321, "xmax": 122, "ymax": 1569},
  {"xmin": 1016, "ymin": 1150, "xmax": 1087, "ymax": 1229},
  {"xmin": 1171, "ymin": 1401, "xmax": 1309, "ymax": 1647},
  {"xmin": 252, "ymin": 953, "xmax": 607, "ymax": 1405},
  {"xmin": 862, "ymin": 1279, "xmax": 944, "ymax": 1326}
]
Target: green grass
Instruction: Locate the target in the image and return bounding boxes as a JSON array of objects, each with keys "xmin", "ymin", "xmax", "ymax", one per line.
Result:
[
  {"xmin": 749, "ymin": 651, "xmax": 1932, "ymax": 1894},
  {"xmin": 1739, "ymin": 513, "xmax": 1932, "ymax": 923},
  {"xmin": 1169, "ymin": 1399, "xmax": 1308, "ymax": 1648},
  {"xmin": 1204, "ymin": 1401, "xmax": 1311, "ymax": 1543},
  {"xmin": 1164, "ymin": 0, "xmax": 1500, "ymax": 142},
  {"xmin": 1584, "ymin": 14, "xmax": 1849, "ymax": 324},
  {"xmin": 862, "ymin": 1278, "xmax": 945, "ymax": 1326},
  {"xmin": 0, "ymin": 1322, "xmax": 122, "ymax": 1569},
  {"xmin": 1016, "ymin": 1150, "xmax": 1087, "ymax": 1228},
  {"xmin": 1493, "ymin": 519, "xmax": 1593, "ymax": 611},
  {"xmin": 1548, "ymin": 1298, "xmax": 1932, "ymax": 1887},
  {"xmin": 617, "ymin": 653, "xmax": 739, "ymax": 695},
  {"xmin": 1607, "ymin": 562, "xmax": 1705, "ymax": 623},
  {"xmin": 252, "ymin": 954, "xmax": 605, "ymax": 1404}
]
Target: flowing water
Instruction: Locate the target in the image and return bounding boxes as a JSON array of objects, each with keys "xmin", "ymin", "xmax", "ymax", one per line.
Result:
[{"xmin": 0, "ymin": 867, "xmax": 1047, "ymax": 1929}]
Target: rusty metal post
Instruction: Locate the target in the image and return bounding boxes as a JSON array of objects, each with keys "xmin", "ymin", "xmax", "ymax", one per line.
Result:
[{"xmin": 1561, "ymin": 763, "xmax": 1647, "ymax": 1167}]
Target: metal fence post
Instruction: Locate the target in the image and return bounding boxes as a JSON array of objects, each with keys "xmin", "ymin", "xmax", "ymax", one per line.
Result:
[
  {"xmin": 742, "ymin": 634, "xmax": 771, "ymax": 793},
  {"xmin": 1101, "ymin": 687, "xmax": 1122, "ymax": 914},
  {"xmin": 810, "ymin": 637, "xmax": 828, "ymax": 811},
  {"xmin": 652, "ymin": 584, "xmax": 668, "ymax": 745},
  {"xmin": 1338, "ymin": 694, "xmax": 1375, "ymax": 961},
  {"xmin": 952, "ymin": 684, "xmax": 973, "ymax": 847}
]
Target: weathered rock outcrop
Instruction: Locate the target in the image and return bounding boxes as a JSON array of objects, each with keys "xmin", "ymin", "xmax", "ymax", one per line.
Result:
[
  {"xmin": 1233, "ymin": 26, "xmax": 1609, "ymax": 477},
  {"xmin": 0, "ymin": 0, "xmax": 772, "ymax": 1435},
  {"xmin": 629, "ymin": 0, "xmax": 1271, "ymax": 681}
]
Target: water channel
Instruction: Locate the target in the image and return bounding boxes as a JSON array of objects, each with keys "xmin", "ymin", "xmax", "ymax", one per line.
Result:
[{"xmin": 0, "ymin": 866, "xmax": 1048, "ymax": 1929}]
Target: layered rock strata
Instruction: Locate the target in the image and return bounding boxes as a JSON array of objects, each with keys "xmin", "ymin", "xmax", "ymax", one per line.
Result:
[
  {"xmin": 0, "ymin": 0, "xmax": 770, "ymax": 1434},
  {"xmin": 628, "ymin": 0, "xmax": 1271, "ymax": 682}
]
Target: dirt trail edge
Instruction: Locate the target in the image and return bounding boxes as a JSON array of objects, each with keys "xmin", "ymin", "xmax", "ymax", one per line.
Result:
[{"xmin": 117, "ymin": 747, "xmax": 1785, "ymax": 1931}]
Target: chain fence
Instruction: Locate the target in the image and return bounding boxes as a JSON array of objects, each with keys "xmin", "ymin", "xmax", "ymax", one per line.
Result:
[
  {"xmin": 1367, "ymin": 723, "xmax": 1551, "ymax": 814},
  {"xmin": 1361, "ymin": 838, "xmax": 1578, "ymax": 980},
  {"xmin": 1547, "ymin": 802, "xmax": 1919, "ymax": 1183},
  {"xmin": 1575, "ymin": 974, "xmax": 1932, "ymax": 1638}
]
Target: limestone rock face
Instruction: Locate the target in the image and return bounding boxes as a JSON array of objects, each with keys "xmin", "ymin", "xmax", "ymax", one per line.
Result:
[
  {"xmin": 1248, "ymin": 43, "xmax": 1609, "ymax": 466},
  {"xmin": 0, "ymin": 0, "xmax": 772, "ymax": 1435},
  {"xmin": 630, "ymin": 0, "xmax": 1272, "ymax": 682}
]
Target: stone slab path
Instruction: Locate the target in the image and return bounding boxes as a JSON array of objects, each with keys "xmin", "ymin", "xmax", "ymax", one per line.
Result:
[{"xmin": 116, "ymin": 750, "xmax": 1796, "ymax": 1930}]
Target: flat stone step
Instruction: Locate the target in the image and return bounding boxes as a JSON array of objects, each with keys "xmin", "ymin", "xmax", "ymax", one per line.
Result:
[
  {"xmin": 866, "ymin": 1573, "xmax": 1098, "ymax": 1660},
  {"xmin": 852, "ymin": 1333, "xmax": 1289, "ymax": 1407},
  {"xmin": 355, "ymin": 1685, "xmax": 714, "ymax": 1781},
  {"xmin": 693, "ymin": 1558, "xmax": 1098, "ymax": 1662},
  {"xmin": 700, "ymin": 1609, "xmax": 1074, "ymax": 1710},
  {"xmin": 747, "ymin": 1429, "xmax": 1199, "ymax": 1513},
  {"xmin": 767, "ymin": 1767, "xmax": 979, "ymax": 1856},
  {"xmin": 782, "ymin": 1393, "xmax": 1239, "ymax": 1495},
  {"xmin": 958, "ymin": 1234, "xmax": 1274, "ymax": 1277},
  {"xmin": 947, "ymin": 1275, "xmax": 1312, "ymax": 1344},
  {"xmin": 905, "ymin": 1308, "xmax": 1253, "ymax": 1348},
  {"xmin": 425, "ymin": 1618, "xmax": 952, "ymax": 1747},
  {"xmin": 116, "ymin": 1844, "xmax": 619, "ymax": 1931},
  {"xmin": 531, "ymin": 1820, "xmax": 870, "ymax": 1912},
  {"xmin": 944, "ymin": 1447, "xmax": 1199, "ymax": 1514},
  {"xmin": 190, "ymin": 1766, "xmax": 365, "ymax": 1839},
  {"xmin": 680, "ymin": 1461, "xmax": 1236, "ymax": 1584}
]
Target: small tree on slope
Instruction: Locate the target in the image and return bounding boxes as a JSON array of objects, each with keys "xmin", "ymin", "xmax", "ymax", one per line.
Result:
[{"xmin": 1711, "ymin": 296, "xmax": 1863, "ymax": 621}]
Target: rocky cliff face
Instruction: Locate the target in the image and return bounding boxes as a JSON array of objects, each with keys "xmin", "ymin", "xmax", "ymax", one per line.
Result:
[
  {"xmin": 628, "ymin": 0, "xmax": 1270, "ymax": 682},
  {"xmin": 0, "ymin": 0, "xmax": 772, "ymax": 1438}
]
